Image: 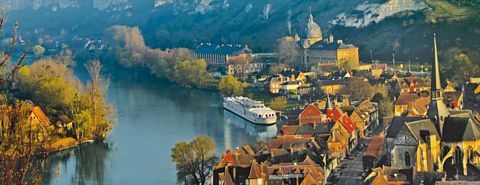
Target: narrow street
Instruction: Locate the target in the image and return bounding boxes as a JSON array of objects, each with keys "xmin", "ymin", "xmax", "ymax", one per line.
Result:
[{"xmin": 335, "ymin": 149, "xmax": 364, "ymax": 185}]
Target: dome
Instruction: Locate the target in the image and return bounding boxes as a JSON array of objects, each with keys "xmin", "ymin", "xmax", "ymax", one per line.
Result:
[{"xmin": 307, "ymin": 13, "xmax": 322, "ymax": 39}]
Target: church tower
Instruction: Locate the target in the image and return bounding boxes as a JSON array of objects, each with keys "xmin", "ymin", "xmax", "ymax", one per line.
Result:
[{"xmin": 427, "ymin": 34, "xmax": 449, "ymax": 135}]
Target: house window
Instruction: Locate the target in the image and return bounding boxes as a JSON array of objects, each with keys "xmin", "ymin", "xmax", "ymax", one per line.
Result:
[{"xmin": 405, "ymin": 152, "xmax": 411, "ymax": 167}]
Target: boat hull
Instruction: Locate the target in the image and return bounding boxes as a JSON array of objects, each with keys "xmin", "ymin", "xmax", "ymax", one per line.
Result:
[{"xmin": 223, "ymin": 102, "xmax": 277, "ymax": 125}]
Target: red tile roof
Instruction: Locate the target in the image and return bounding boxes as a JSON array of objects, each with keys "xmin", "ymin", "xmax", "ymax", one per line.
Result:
[
  {"xmin": 221, "ymin": 150, "xmax": 235, "ymax": 165},
  {"xmin": 282, "ymin": 125, "xmax": 300, "ymax": 135},
  {"xmin": 339, "ymin": 114, "xmax": 356, "ymax": 133}
]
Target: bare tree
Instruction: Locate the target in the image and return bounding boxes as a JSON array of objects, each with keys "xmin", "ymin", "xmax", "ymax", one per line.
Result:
[
  {"xmin": 84, "ymin": 60, "xmax": 111, "ymax": 139},
  {"xmin": 277, "ymin": 38, "xmax": 300, "ymax": 68}
]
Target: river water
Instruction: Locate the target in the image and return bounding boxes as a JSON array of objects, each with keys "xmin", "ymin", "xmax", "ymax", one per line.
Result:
[{"xmin": 40, "ymin": 78, "xmax": 278, "ymax": 185}]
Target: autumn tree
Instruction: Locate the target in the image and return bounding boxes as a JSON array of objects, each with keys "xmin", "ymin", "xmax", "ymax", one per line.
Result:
[
  {"xmin": 227, "ymin": 57, "xmax": 250, "ymax": 81},
  {"xmin": 16, "ymin": 58, "xmax": 81, "ymax": 112},
  {"xmin": 171, "ymin": 135, "xmax": 218, "ymax": 185},
  {"xmin": 84, "ymin": 60, "xmax": 114, "ymax": 140},
  {"xmin": 218, "ymin": 75, "xmax": 244, "ymax": 96},
  {"xmin": 378, "ymin": 97, "xmax": 394, "ymax": 117},
  {"xmin": 106, "ymin": 26, "xmax": 213, "ymax": 88}
]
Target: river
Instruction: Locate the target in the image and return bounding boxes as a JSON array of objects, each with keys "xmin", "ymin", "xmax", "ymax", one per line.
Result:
[{"xmin": 40, "ymin": 78, "xmax": 278, "ymax": 185}]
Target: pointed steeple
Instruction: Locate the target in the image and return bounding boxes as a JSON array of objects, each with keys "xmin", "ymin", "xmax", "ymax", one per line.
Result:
[
  {"xmin": 431, "ymin": 33, "xmax": 442, "ymax": 96},
  {"xmin": 325, "ymin": 94, "xmax": 334, "ymax": 118},
  {"xmin": 427, "ymin": 33, "xmax": 449, "ymax": 135},
  {"xmin": 326, "ymin": 94, "xmax": 333, "ymax": 109}
]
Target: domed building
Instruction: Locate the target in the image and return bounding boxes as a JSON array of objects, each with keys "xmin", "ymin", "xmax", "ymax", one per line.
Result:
[
  {"xmin": 302, "ymin": 13, "xmax": 323, "ymax": 48},
  {"xmin": 281, "ymin": 12, "xmax": 360, "ymax": 70}
]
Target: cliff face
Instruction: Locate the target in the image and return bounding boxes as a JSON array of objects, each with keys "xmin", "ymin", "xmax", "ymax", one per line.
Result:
[
  {"xmin": 10, "ymin": 0, "xmax": 132, "ymax": 11},
  {"xmin": 331, "ymin": 0, "xmax": 428, "ymax": 28},
  {"xmin": 6, "ymin": 0, "xmax": 480, "ymax": 59}
]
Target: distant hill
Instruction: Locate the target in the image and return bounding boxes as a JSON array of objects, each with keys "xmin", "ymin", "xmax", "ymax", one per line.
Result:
[{"xmin": 5, "ymin": 0, "xmax": 480, "ymax": 62}]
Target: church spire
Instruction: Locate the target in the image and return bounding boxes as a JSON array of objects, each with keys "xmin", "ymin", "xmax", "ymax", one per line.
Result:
[
  {"xmin": 432, "ymin": 33, "xmax": 442, "ymax": 96},
  {"xmin": 427, "ymin": 33, "xmax": 449, "ymax": 135},
  {"xmin": 326, "ymin": 94, "xmax": 333, "ymax": 109}
]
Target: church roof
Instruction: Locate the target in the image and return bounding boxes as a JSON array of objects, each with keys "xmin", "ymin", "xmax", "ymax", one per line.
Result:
[
  {"xmin": 442, "ymin": 114, "xmax": 480, "ymax": 142},
  {"xmin": 405, "ymin": 119, "xmax": 440, "ymax": 144},
  {"xmin": 386, "ymin": 116, "xmax": 425, "ymax": 138}
]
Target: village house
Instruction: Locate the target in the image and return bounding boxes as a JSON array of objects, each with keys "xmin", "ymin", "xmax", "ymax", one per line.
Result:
[
  {"xmin": 395, "ymin": 76, "xmax": 431, "ymax": 94},
  {"xmin": 350, "ymin": 100, "xmax": 379, "ymax": 137},
  {"xmin": 212, "ymin": 137, "xmax": 327, "ymax": 185},
  {"xmin": 268, "ymin": 74, "xmax": 290, "ymax": 94},
  {"xmin": 316, "ymin": 80, "xmax": 346, "ymax": 95},
  {"xmin": 28, "ymin": 106, "xmax": 54, "ymax": 142},
  {"xmin": 394, "ymin": 92, "xmax": 430, "ymax": 116}
]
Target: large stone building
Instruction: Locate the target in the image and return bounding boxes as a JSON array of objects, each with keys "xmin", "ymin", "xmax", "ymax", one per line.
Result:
[
  {"xmin": 282, "ymin": 13, "xmax": 360, "ymax": 70},
  {"xmin": 385, "ymin": 34, "xmax": 480, "ymax": 178},
  {"xmin": 194, "ymin": 43, "xmax": 252, "ymax": 66}
]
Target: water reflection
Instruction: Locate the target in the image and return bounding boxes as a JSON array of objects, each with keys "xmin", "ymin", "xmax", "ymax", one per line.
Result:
[
  {"xmin": 41, "ymin": 143, "xmax": 111, "ymax": 185},
  {"xmin": 40, "ymin": 79, "xmax": 258, "ymax": 185},
  {"xmin": 223, "ymin": 110, "xmax": 278, "ymax": 141}
]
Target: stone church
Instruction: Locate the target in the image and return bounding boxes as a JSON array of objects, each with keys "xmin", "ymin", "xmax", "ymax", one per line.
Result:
[{"xmin": 385, "ymin": 34, "xmax": 480, "ymax": 177}]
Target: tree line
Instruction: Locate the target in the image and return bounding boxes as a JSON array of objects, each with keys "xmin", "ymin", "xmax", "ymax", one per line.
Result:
[{"xmin": 106, "ymin": 26, "xmax": 213, "ymax": 88}]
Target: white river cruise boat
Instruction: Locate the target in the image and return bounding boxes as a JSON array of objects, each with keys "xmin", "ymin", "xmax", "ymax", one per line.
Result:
[{"xmin": 223, "ymin": 96, "xmax": 277, "ymax": 125}]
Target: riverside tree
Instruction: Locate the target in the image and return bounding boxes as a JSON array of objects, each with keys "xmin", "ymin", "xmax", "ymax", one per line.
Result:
[
  {"xmin": 218, "ymin": 75, "xmax": 244, "ymax": 96},
  {"xmin": 171, "ymin": 135, "xmax": 218, "ymax": 185},
  {"xmin": 106, "ymin": 25, "xmax": 213, "ymax": 88}
]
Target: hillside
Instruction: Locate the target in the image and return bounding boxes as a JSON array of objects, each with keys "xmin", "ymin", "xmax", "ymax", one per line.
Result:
[{"xmin": 5, "ymin": 0, "xmax": 480, "ymax": 62}]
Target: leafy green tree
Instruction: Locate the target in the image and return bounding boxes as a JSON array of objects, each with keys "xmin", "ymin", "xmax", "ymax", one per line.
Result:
[
  {"xmin": 269, "ymin": 96, "xmax": 287, "ymax": 111},
  {"xmin": 16, "ymin": 59, "xmax": 81, "ymax": 112},
  {"xmin": 171, "ymin": 59, "xmax": 211, "ymax": 88},
  {"xmin": 171, "ymin": 135, "xmax": 218, "ymax": 185},
  {"xmin": 218, "ymin": 75, "xmax": 244, "ymax": 96}
]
